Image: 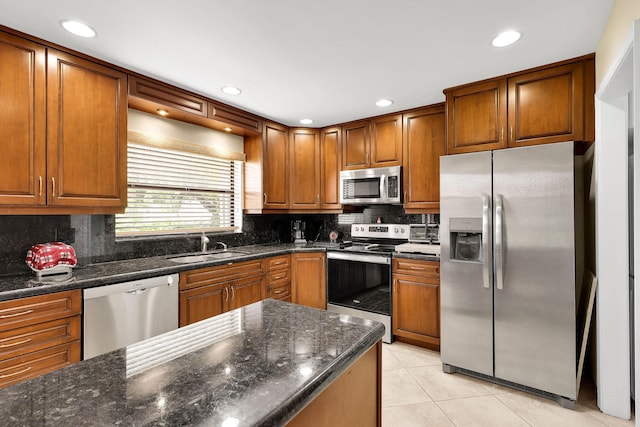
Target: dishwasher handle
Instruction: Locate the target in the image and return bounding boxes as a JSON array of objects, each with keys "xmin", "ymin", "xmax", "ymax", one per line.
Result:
[{"xmin": 84, "ymin": 274, "xmax": 178, "ymax": 300}]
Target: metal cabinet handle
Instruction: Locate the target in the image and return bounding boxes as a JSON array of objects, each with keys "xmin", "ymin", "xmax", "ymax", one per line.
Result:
[
  {"xmin": 0, "ymin": 366, "xmax": 32, "ymax": 379},
  {"xmin": 482, "ymin": 195, "xmax": 492, "ymax": 290},
  {"xmin": 501, "ymin": 128, "xmax": 504, "ymax": 143},
  {"xmin": 495, "ymin": 195, "xmax": 505, "ymax": 290},
  {"xmin": 0, "ymin": 338, "xmax": 31, "ymax": 349},
  {"xmin": 263, "ymin": 193, "xmax": 267, "ymax": 204},
  {"xmin": 510, "ymin": 127, "xmax": 514, "ymax": 142},
  {"xmin": 231, "ymin": 286, "xmax": 235, "ymax": 300},
  {"xmin": 38, "ymin": 176, "xmax": 43, "ymax": 197},
  {"xmin": 0, "ymin": 310, "xmax": 34, "ymax": 319},
  {"xmin": 225, "ymin": 287, "xmax": 229, "ymax": 302},
  {"xmin": 51, "ymin": 177, "xmax": 55, "ymax": 197},
  {"xmin": 404, "ymin": 191, "xmax": 407, "ymax": 203},
  {"xmin": 273, "ymin": 289, "xmax": 284, "ymax": 295},
  {"xmin": 317, "ymin": 194, "xmax": 320, "ymax": 204}
]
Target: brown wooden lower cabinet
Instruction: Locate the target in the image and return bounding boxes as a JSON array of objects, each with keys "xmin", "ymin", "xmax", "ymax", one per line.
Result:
[
  {"xmin": 291, "ymin": 252, "xmax": 326, "ymax": 309},
  {"xmin": 179, "ymin": 259, "xmax": 265, "ymax": 327},
  {"xmin": 392, "ymin": 258, "xmax": 440, "ymax": 350},
  {"xmin": 264, "ymin": 255, "xmax": 291, "ymax": 302},
  {"xmin": 287, "ymin": 341, "xmax": 381, "ymax": 427},
  {"xmin": 0, "ymin": 290, "xmax": 81, "ymax": 388}
]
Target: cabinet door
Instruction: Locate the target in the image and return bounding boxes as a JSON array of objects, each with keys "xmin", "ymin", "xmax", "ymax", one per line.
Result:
[
  {"xmin": 263, "ymin": 122, "xmax": 289, "ymax": 209},
  {"xmin": 230, "ymin": 274, "xmax": 264, "ymax": 310},
  {"xmin": 320, "ymin": 127, "xmax": 342, "ymax": 209},
  {"xmin": 342, "ymin": 121, "xmax": 370, "ymax": 170},
  {"xmin": 46, "ymin": 49, "xmax": 127, "ymax": 208},
  {"xmin": 0, "ymin": 32, "xmax": 46, "ymax": 206},
  {"xmin": 445, "ymin": 79, "xmax": 507, "ymax": 154},
  {"xmin": 403, "ymin": 106, "xmax": 445, "ymax": 213},
  {"xmin": 508, "ymin": 62, "xmax": 584, "ymax": 147},
  {"xmin": 291, "ymin": 252, "xmax": 326, "ymax": 309},
  {"xmin": 289, "ymin": 128, "xmax": 320, "ymax": 209},
  {"xmin": 179, "ymin": 282, "xmax": 228, "ymax": 326},
  {"xmin": 393, "ymin": 275, "xmax": 440, "ymax": 343},
  {"xmin": 370, "ymin": 114, "xmax": 402, "ymax": 167}
]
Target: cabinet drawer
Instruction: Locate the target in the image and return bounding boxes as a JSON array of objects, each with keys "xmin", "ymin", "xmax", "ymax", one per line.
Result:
[
  {"xmin": 180, "ymin": 259, "xmax": 264, "ymax": 290},
  {"xmin": 0, "ymin": 341, "xmax": 80, "ymax": 389},
  {"xmin": 267, "ymin": 255, "xmax": 290, "ymax": 270},
  {"xmin": 392, "ymin": 259, "xmax": 440, "ymax": 279},
  {"xmin": 0, "ymin": 291, "xmax": 81, "ymax": 332},
  {"xmin": 267, "ymin": 268, "xmax": 290, "ymax": 284},
  {"xmin": 0, "ymin": 316, "xmax": 80, "ymax": 361},
  {"xmin": 267, "ymin": 283, "xmax": 291, "ymax": 300}
]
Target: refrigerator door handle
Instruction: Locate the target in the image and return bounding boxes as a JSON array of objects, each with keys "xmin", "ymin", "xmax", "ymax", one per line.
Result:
[
  {"xmin": 482, "ymin": 195, "xmax": 492, "ymax": 289},
  {"xmin": 495, "ymin": 194, "xmax": 504, "ymax": 290}
]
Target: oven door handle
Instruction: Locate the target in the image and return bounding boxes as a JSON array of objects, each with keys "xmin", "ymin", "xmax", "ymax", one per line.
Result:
[{"xmin": 327, "ymin": 251, "xmax": 391, "ymax": 265}]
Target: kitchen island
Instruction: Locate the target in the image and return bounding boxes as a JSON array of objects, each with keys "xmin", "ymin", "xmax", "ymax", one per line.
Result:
[{"xmin": 0, "ymin": 299, "xmax": 383, "ymax": 426}]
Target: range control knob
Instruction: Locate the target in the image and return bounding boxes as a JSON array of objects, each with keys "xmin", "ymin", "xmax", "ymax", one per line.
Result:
[
  {"xmin": 400, "ymin": 228, "xmax": 405, "ymax": 233},
  {"xmin": 394, "ymin": 227, "xmax": 399, "ymax": 233}
]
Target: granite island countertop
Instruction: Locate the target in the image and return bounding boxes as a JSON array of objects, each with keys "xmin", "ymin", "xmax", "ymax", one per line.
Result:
[
  {"xmin": 0, "ymin": 298, "xmax": 384, "ymax": 426},
  {"xmin": 0, "ymin": 242, "xmax": 439, "ymax": 302}
]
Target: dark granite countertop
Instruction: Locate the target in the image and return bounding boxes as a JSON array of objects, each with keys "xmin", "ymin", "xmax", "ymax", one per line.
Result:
[
  {"xmin": 0, "ymin": 242, "xmax": 439, "ymax": 302},
  {"xmin": 0, "ymin": 299, "xmax": 384, "ymax": 426},
  {"xmin": 0, "ymin": 243, "xmax": 324, "ymax": 302}
]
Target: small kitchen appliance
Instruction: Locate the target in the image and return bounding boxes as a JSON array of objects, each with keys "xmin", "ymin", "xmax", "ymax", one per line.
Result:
[
  {"xmin": 25, "ymin": 242, "xmax": 77, "ymax": 279},
  {"xmin": 395, "ymin": 224, "xmax": 441, "ymax": 256},
  {"xmin": 291, "ymin": 220, "xmax": 306, "ymax": 245}
]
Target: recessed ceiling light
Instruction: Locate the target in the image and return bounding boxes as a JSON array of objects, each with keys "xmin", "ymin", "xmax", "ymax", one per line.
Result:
[
  {"xmin": 376, "ymin": 99, "xmax": 393, "ymax": 107},
  {"xmin": 491, "ymin": 30, "xmax": 521, "ymax": 47},
  {"xmin": 221, "ymin": 86, "xmax": 241, "ymax": 95},
  {"xmin": 156, "ymin": 109, "xmax": 169, "ymax": 117},
  {"xmin": 300, "ymin": 118, "xmax": 313, "ymax": 125},
  {"xmin": 60, "ymin": 20, "xmax": 96, "ymax": 38}
]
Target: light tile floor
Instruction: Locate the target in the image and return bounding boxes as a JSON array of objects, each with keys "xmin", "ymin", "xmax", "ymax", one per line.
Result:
[{"xmin": 382, "ymin": 341, "xmax": 635, "ymax": 427}]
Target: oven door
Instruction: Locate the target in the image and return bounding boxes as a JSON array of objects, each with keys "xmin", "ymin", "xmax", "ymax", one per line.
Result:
[{"xmin": 326, "ymin": 251, "xmax": 391, "ymax": 315}]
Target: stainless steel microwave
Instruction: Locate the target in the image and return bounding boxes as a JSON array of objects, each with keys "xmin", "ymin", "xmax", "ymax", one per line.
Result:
[{"xmin": 339, "ymin": 166, "xmax": 402, "ymax": 205}]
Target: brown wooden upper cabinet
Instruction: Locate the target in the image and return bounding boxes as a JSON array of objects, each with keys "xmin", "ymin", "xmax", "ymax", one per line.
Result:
[
  {"xmin": 289, "ymin": 128, "xmax": 321, "ymax": 209},
  {"xmin": 244, "ymin": 121, "xmax": 289, "ymax": 212},
  {"xmin": 445, "ymin": 55, "xmax": 595, "ymax": 154},
  {"xmin": 47, "ymin": 50, "xmax": 128, "ymax": 209},
  {"xmin": 319, "ymin": 127, "xmax": 342, "ymax": 210},
  {"xmin": 342, "ymin": 114, "xmax": 402, "ymax": 170},
  {"xmin": 0, "ymin": 30, "xmax": 127, "ymax": 213},
  {"xmin": 128, "ymin": 76, "xmax": 262, "ymax": 135},
  {"xmin": 403, "ymin": 105, "xmax": 445, "ymax": 213}
]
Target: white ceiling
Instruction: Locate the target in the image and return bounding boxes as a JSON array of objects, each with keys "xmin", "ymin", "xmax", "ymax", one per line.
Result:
[{"xmin": 0, "ymin": 0, "xmax": 614, "ymax": 128}]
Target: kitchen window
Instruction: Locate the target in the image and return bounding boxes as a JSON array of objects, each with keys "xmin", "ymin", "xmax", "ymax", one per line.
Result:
[{"xmin": 116, "ymin": 131, "xmax": 244, "ymax": 237}]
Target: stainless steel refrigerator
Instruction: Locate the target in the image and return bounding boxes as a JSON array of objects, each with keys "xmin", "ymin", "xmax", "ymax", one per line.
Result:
[{"xmin": 440, "ymin": 141, "xmax": 583, "ymax": 407}]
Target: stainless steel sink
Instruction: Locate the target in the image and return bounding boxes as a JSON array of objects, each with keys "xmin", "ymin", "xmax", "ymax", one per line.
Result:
[{"xmin": 167, "ymin": 251, "xmax": 249, "ymax": 264}]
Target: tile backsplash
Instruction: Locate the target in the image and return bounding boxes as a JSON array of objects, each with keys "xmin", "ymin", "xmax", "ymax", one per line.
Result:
[{"xmin": 0, "ymin": 206, "xmax": 437, "ymax": 276}]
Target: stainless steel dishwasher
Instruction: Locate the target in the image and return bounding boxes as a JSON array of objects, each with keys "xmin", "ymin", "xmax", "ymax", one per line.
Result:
[{"xmin": 83, "ymin": 274, "xmax": 179, "ymax": 360}]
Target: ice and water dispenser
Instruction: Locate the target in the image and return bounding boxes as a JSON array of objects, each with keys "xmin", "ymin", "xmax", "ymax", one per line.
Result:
[{"xmin": 449, "ymin": 218, "xmax": 483, "ymax": 262}]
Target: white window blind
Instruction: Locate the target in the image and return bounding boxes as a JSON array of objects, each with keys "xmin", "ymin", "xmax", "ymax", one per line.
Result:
[{"xmin": 116, "ymin": 142, "xmax": 243, "ymax": 236}]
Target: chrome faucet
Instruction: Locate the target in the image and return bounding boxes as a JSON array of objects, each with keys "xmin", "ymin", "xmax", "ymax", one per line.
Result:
[
  {"xmin": 200, "ymin": 232, "xmax": 210, "ymax": 253},
  {"xmin": 216, "ymin": 241, "xmax": 227, "ymax": 251}
]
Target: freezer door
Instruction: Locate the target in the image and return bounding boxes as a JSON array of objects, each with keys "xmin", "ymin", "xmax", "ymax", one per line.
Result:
[
  {"xmin": 440, "ymin": 151, "xmax": 493, "ymax": 376},
  {"xmin": 493, "ymin": 141, "xmax": 576, "ymax": 399}
]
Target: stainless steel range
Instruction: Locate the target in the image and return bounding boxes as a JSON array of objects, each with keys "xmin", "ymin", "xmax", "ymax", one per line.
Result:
[{"xmin": 326, "ymin": 223, "xmax": 409, "ymax": 343}]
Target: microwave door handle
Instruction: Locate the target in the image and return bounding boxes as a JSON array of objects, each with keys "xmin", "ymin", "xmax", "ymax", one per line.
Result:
[{"xmin": 379, "ymin": 174, "xmax": 387, "ymax": 199}]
